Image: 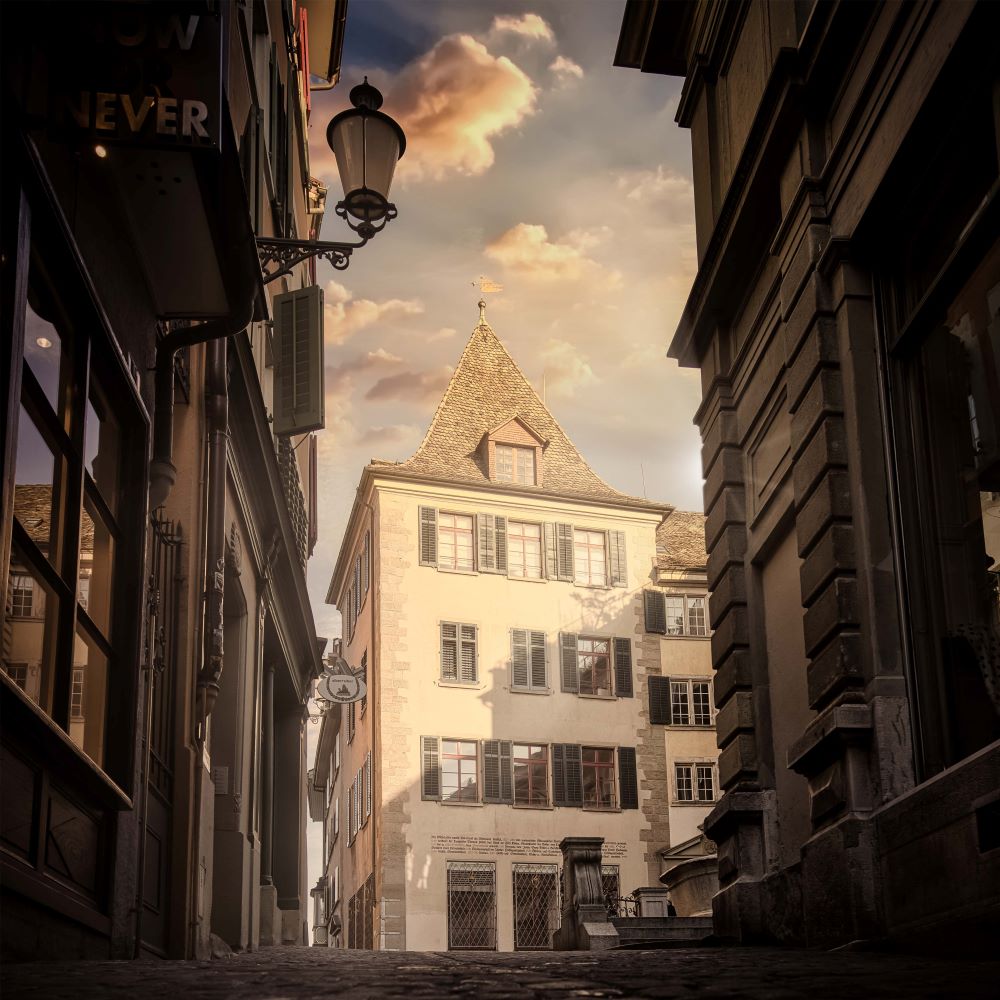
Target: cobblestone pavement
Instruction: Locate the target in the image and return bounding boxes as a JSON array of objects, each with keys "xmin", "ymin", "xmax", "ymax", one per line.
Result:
[{"xmin": 3, "ymin": 946, "xmax": 997, "ymax": 999}]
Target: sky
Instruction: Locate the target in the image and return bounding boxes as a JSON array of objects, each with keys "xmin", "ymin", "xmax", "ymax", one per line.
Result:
[{"xmin": 303, "ymin": 1, "xmax": 703, "ymax": 652}]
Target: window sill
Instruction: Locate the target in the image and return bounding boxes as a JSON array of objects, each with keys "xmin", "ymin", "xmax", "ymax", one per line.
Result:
[
  {"xmin": 439, "ymin": 799, "xmax": 484, "ymax": 807},
  {"xmin": 671, "ymin": 800, "xmax": 716, "ymax": 807},
  {"xmin": 512, "ymin": 802, "xmax": 554, "ymax": 810},
  {"xmin": 582, "ymin": 805, "xmax": 621, "ymax": 813},
  {"xmin": 578, "ymin": 692, "xmax": 616, "ymax": 701},
  {"xmin": 574, "ymin": 582, "xmax": 611, "ymax": 591},
  {"xmin": 436, "ymin": 680, "xmax": 483, "ymax": 690},
  {"xmin": 652, "ymin": 634, "xmax": 712, "ymax": 640},
  {"xmin": 508, "ymin": 574, "xmax": 546, "ymax": 584},
  {"xmin": 436, "ymin": 566, "xmax": 478, "ymax": 577},
  {"xmin": 510, "ymin": 686, "xmax": 551, "ymax": 696},
  {"xmin": 665, "ymin": 724, "xmax": 715, "ymax": 730}
]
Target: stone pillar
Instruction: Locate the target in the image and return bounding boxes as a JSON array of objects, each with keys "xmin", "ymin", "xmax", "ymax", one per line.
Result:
[
  {"xmin": 632, "ymin": 886, "xmax": 671, "ymax": 917},
  {"xmin": 553, "ymin": 837, "xmax": 618, "ymax": 951}
]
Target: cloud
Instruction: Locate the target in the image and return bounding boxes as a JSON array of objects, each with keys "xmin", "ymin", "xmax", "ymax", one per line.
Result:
[
  {"xmin": 616, "ymin": 165, "xmax": 694, "ymax": 211},
  {"xmin": 549, "ymin": 55, "xmax": 584, "ymax": 83},
  {"xmin": 355, "ymin": 423, "xmax": 422, "ymax": 448},
  {"xmin": 330, "ymin": 347, "xmax": 403, "ymax": 376},
  {"xmin": 489, "ymin": 13, "xmax": 555, "ymax": 44},
  {"xmin": 365, "ymin": 366, "xmax": 454, "ymax": 404},
  {"xmin": 539, "ymin": 338, "xmax": 599, "ymax": 399},
  {"xmin": 484, "ymin": 223, "xmax": 620, "ymax": 288},
  {"xmin": 324, "ymin": 280, "xmax": 423, "ymax": 343},
  {"xmin": 428, "ymin": 327, "xmax": 458, "ymax": 342},
  {"xmin": 385, "ymin": 34, "xmax": 537, "ymax": 181}
]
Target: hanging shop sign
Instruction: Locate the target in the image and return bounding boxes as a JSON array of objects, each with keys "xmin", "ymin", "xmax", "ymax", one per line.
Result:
[{"xmin": 316, "ymin": 656, "xmax": 367, "ymax": 704}]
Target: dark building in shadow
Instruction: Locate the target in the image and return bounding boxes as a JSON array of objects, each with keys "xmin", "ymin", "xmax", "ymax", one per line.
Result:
[{"xmin": 615, "ymin": 0, "xmax": 999, "ymax": 949}]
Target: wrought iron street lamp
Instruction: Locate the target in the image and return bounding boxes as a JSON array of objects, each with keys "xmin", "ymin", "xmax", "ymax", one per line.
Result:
[{"xmin": 256, "ymin": 78, "xmax": 405, "ymax": 283}]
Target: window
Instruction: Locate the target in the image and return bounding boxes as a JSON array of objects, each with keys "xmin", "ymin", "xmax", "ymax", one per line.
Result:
[
  {"xmin": 70, "ymin": 668, "xmax": 84, "ymax": 721},
  {"xmin": 578, "ymin": 637, "xmax": 611, "ymax": 696},
  {"xmin": 440, "ymin": 622, "xmax": 478, "ymax": 683},
  {"xmin": 447, "ymin": 862, "xmax": 496, "ymax": 950},
  {"xmin": 573, "ymin": 529, "xmax": 606, "ymax": 586},
  {"xmin": 513, "ymin": 744, "xmax": 548, "ymax": 806},
  {"xmin": 669, "ymin": 679, "xmax": 713, "ymax": 726},
  {"xmin": 333, "ymin": 797, "xmax": 340, "ymax": 839},
  {"xmin": 10, "ymin": 574, "xmax": 33, "ymax": 617},
  {"xmin": 441, "ymin": 739, "xmax": 479, "ymax": 802},
  {"xmin": 512, "ymin": 864, "xmax": 559, "ymax": 950},
  {"xmin": 364, "ymin": 753, "xmax": 372, "ymax": 820},
  {"xmin": 438, "ymin": 513, "xmax": 474, "ymax": 572},
  {"xmin": 508, "ymin": 521, "xmax": 542, "ymax": 579},
  {"xmin": 645, "ymin": 591, "xmax": 710, "ymax": 637},
  {"xmin": 601, "ymin": 865, "xmax": 620, "ymax": 915},
  {"xmin": 687, "ymin": 597, "xmax": 707, "ymax": 636},
  {"xmin": 675, "ymin": 763, "xmax": 716, "ymax": 802},
  {"xmin": 360, "ymin": 650, "xmax": 367, "ymax": 716},
  {"xmin": 582, "ymin": 746, "xmax": 616, "ymax": 809},
  {"xmin": 2, "ymin": 663, "xmax": 28, "ymax": 691},
  {"xmin": 496, "ymin": 445, "xmax": 536, "ymax": 485},
  {"xmin": 510, "ymin": 629, "xmax": 546, "ymax": 690}
]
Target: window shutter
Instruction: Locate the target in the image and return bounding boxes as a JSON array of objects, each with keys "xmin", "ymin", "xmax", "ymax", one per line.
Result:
[
  {"xmin": 478, "ymin": 514, "xmax": 497, "ymax": 572},
  {"xmin": 544, "ymin": 523, "xmax": 558, "ymax": 579},
  {"xmin": 495, "ymin": 516, "xmax": 508, "ymax": 573},
  {"xmin": 564, "ymin": 744, "xmax": 583, "ymax": 806},
  {"xmin": 419, "ymin": 507, "xmax": 438, "ymax": 565},
  {"xmin": 552, "ymin": 744, "xmax": 567, "ymax": 806},
  {"xmin": 609, "ymin": 531, "xmax": 627, "ymax": 587},
  {"xmin": 364, "ymin": 753, "xmax": 372, "ymax": 817},
  {"xmin": 460, "ymin": 624, "xmax": 478, "ymax": 683},
  {"xmin": 362, "ymin": 531, "xmax": 370, "ymax": 596},
  {"xmin": 498, "ymin": 740, "xmax": 513, "ymax": 803},
  {"xmin": 644, "ymin": 590, "xmax": 667, "ymax": 634},
  {"xmin": 648, "ymin": 676, "xmax": 670, "ymax": 725},
  {"xmin": 560, "ymin": 633, "xmax": 579, "ymax": 692},
  {"xmin": 273, "ymin": 285, "xmax": 325, "ymax": 435},
  {"xmin": 529, "ymin": 630, "xmax": 546, "ymax": 689},
  {"xmin": 618, "ymin": 747, "xmax": 638, "ymax": 810},
  {"xmin": 556, "ymin": 523, "xmax": 574, "ymax": 580},
  {"xmin": 613, "ymin": 638, "xmax": 633, "ymax": 698},
  {"xmin": 483, "ymin": 739, "xmax": 501, "ymax": 802},
  {"xmin": 440, "ymin": 622, "xmax": 458, "ymax": 681},
  {"xmin": 421, "ymin": 736, "xmax": 440, "ymax": 800},
  {"xmin": 360, "ymin": 650, "xmax": 368, "ymax": 714},
  {"xmin": 511, "ymin": 629, "xmax": 529, "ymax": 688}
]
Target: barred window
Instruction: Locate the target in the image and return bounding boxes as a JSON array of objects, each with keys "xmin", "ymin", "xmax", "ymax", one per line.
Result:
[
  {"xmin": 582, "ymin": 746, "xmax": 616, "ymax": 809},
  {"xmin": 512, "ymin": 863, "xmax": 559, "ymax": 950},
  {"xmin": 513, "ymin": 743, "xmax": 548, "ymax": 806},
  {"xmin": 447, "ymin": 862, "xmax": 496, "ymax": 950},
  {"xmin": 441, "ymin": 739, "xmax": 479, "ymax": 802},
  {"xmin": 441, "ymin": 622, "xmax": 478, "ymax": 683},
  {"xmin": 438, "ymin": 512, "xmax": 474, "ymax": 572},
  {"xmin": 600, "ymin": 865, "xmax": 620, "ymax": 915}
]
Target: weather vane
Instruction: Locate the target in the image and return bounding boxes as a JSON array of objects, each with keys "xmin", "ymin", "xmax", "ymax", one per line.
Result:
[{"xmin": 472, "ymin": 276, "xmax": 503, "ymax": 325}]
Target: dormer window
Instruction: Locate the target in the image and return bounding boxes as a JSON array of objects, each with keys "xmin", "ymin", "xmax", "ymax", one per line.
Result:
[{"xmin": 496, "ymin": 445, "xmax": 536, "ymax": 485}]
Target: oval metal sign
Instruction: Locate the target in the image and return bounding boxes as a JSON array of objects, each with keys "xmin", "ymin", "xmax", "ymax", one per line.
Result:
[{"xmin": 317, "ymin": 672, "xmax": 367, "ymax": 704}]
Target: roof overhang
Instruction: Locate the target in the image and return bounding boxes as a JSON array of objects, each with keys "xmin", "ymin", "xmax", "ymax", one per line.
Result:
[
  {"xmin": 614, "ymin": 0, "xmax": 696, "ymax": 77},
  {"xmin": 301, "ymin": 0, "xmax": 348, "ymax": 85}
]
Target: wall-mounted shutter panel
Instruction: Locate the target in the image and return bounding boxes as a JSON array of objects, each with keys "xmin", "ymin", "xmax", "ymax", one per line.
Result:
[
  {"xmin": 460, "ymin": 625, "xmax": 478, "ymax": 683},
  {"xmin": 273, "ymin": 285, "xmax": 325, "ymax": 435},
  {"xmin": 556, "ymin": 523, "xmax": 575, "ymax": 580},
  {"xmin": 478, "ymin": 514, "xmax": 496, "ymax": 572},
  {"xmin": 644, "ymin": 590, "xmax": 667, "ymax": 634},
  {"xmin": 614, "ymin": 638, "xmax": 633, "ymax": 698},
  {"xmin": 609, "ymin": 531, "xmax": 627, "ymax": 587},
  {"xmin": 354, "ymin": 558, "xmax": 361, "ymax": 616},
  {"xmin": 552, "ymin": 744, "xmax": 567, "ymax": 806},
  {"xmin": 544, "ymin": 523, "xmax": 558, "ymax": 579},
  {"xmin": 511, "ymin": 629, "xmax": 529, "ymax": 688},
  {"xmin": 362, "ymin": 532, "xmax": 370, "ymax": 596},
  {"xmin": 441, "ymin": 622, "xmax": 458, "ymax": 680},
  {"xmin": 419, "ymin": 507, "xmax": 438, "ymax": 565},
  {"xmin": 498, "ymin": 740, "xmax": 513, "ymax": 803},
  {"xmin": 648, "ymin": 676, "xmax": 670, "ymax": 724},
  {"xmin": 495, "ymin": 516, "xmax": 508, "ymax": 574},
  {"xmin": 421, "ymin": 737, "xmax": 440, "ymax": 799},
  {"xmin": 529, "ymin": 631, "xmax": 547, "ymax": 689},
  {"xmin": 483, "ymin": 740, "xmax": 501, "ymax": 802},
  {"xmin": 560, "ymin": 633, "xmax": 579, "ymax": 693},
  {"xmin": 564, "ymin": 744, "xmax": 584, "ymax": 806},
  {"xmin": 618, "ymin": 747, "xmax": 638, "ymax": 810},
  {"xmin": 364, "ymin": 753, "xmax": 372, "ymax": 817}
]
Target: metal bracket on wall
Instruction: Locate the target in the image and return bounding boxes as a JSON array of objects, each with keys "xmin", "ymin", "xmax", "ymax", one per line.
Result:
[{"xmin": 256, "ymin": 236, "xmax": 359, "ymax": 283}]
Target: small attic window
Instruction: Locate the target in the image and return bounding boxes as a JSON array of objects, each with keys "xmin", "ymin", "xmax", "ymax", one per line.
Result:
[{"xmin": 496, "ymin": 445, "xmax": 536, "ymax": 485}]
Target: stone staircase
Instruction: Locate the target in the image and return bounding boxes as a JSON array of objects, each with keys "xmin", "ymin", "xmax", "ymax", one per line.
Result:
[{"xmin": 610, "ymin": 916, "xmax": 714, "ymax": 948}]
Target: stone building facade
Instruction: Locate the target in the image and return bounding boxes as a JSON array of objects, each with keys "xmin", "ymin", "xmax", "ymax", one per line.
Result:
[
  {"xmin": 616, "ymin": 0, "xmax": 1000, "ymax": 949},
  {"xmin": 311, "ymin": 307, "xmax": 713, "ymax": 951},
  {"xmin": 1, "ymin": 0, "xmax": 347, "ymax": 959}
]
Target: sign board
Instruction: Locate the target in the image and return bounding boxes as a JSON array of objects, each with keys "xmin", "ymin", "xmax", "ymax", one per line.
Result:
[{"xmin": 317, "ymin": 672, "xmax": 367, "ymax": 705}]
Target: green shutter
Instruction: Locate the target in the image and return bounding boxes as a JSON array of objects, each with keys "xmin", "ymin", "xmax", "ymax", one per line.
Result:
[
  {"xmin": 419, "ymin": 507, "xmax": 437, "ymax": 565},
  {"xmin": 511, "ymin": 629, "xmax": 529, "ymax": 688},
  {"xmin": 560, "ymin": 633, "xmax": 579, "ymax": 693},
  {"xmin": 613, "ymin": 638, "xmax": 633, "ymax": 698},
  {"xmin": 273, "ymin": 285, "xmax": 325, "ymax": 435}
]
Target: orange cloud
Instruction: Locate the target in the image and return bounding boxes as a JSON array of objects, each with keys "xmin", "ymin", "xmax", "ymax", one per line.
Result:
[
  {"xmin": 484, "ymin": 223, "xmax": 620, "ymax": 288},
  {"xmin": 365, "ymin": 366, "xmax": 454, "ymax": 404},
  {"xmin": 550, "ymin": 55, "xmax": 584, "ymax": 83},
  {"xmin": 324, "ymin": 280, "xmax": 424, "ymax": 344},
  {"xmin": 385, "ymin": 34, "xmax": 537, "ymax": 182},
  {"xmin": 490, "ymin": 13, "xmax": 554, "ymax": 44}
]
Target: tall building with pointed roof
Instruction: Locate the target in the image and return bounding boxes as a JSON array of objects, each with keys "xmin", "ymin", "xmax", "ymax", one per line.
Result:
[{"xmin": 311, "ymin": 306, "xmax": 715, "ymax": 951}]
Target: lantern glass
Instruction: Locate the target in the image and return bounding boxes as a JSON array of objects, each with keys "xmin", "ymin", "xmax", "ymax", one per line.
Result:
[{"xmin": 328, "ymin": 111, "xmax": 403, "ymax": 221}]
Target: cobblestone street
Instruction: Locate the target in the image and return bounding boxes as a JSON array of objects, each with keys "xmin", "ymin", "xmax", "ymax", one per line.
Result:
[{"xmin": 4, "ymin": 946, "xmax": 998, "ymax": 999}]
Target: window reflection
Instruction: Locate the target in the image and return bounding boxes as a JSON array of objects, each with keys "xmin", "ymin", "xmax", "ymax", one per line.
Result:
[
  {"xmin": 23, "ymin": 285, "xmax": 66, "ymax": 418},
  {"xmin": 13, "ymin": 407, "xmax": 62, "ymax": 568},
  {"xmin": 84, "ymin": 380, "xmax": 120, "ymax": 514},
  {"xmin": 80, "ymin": 494, "xmax": 114, "ymax": 637},
  {"xmin": 70, "ymin": 628, "xmax": 108, "ymax": 769}
]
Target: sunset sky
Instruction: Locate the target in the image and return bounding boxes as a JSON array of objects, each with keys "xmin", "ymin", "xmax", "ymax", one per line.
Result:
[{"xmin": 303, "ymin": 1, "xmax": 702, "ymax": 646}]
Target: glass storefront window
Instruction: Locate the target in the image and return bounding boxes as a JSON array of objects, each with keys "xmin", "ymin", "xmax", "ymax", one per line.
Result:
[
  {"xmin": 70, "ymin": 629, "xmax": 109, "ymax": 769},
  {"xmin": 23, "ymin": 286, "xmax": 67, "ymax": 419},
  {"xmin": 80, "ymin": 494, "xmax": 115, "ymax": 637},
  {"xmin": 13, "ymin": 405, "xmax": 63, "ymax": 570}
]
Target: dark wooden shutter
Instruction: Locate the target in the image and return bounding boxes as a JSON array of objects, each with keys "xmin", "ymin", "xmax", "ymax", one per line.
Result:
[
  {"xmin": 560, "ymin": 633, "xmax": 579, "ymax": 693},
  {"xmin": 419, "ymin": 507, "xmax": 438, "ymax": 565},
  {"xmin": 564, "ymin": 744, "xmax": 584, "ymax": 806},
  {"xmin": 478, "ymin": 514, "xmax": 496, "ymax": 572},
  {"xmin": 483, "ymin": 739, "xmax": 501, "ymax": 802},
  {"xmin": 499, "ymin": 740, "xmax": 513, "ymax": 803},
  {"xmin": 495, "ymin": 516, "xmax": 508, "ymax": 573},
  {"xmin": 648, "ymin": 676, "xmax": 670, "ymax": 724},
  {"xmin": 529, "ymin": 630, "xmax": 546, "ymax": 689},
  {"xmin": 273, "ymin": 286, "xmax": 325, "ymax": 435},
  {"xmin": 613, "ymin": 638, "xmax": 633, "ymax": 698},
  {"xmin": 644, "ymin": 590, "xmax": 667, "ymax": 634},
  {"xmin": 552, "ymin": 744, "xmax": 567, "ymax": 806},
  {"xmin": 544, "ymin": 523, "xmax": 558, "ymax": 579},
  {"xmin": 556, "ymin": 523, "xmax": 574, "ymax": 580},
  {"xmin": 511, "ymin": 629, "xmax": 529, "ymax": 688},
  {"xmin": 421, "ymin": 737, "xmax": 440, "ymax": 799},
  {"xmin": 609, "ymin": 531, "xmax": 627, "ymax": 587},
  {"xmin": 618, "ymin": 747, "xmax": 638, "ymax": 810}
]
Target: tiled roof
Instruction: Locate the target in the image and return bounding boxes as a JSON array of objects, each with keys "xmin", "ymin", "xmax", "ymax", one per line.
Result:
[
  {"xmin": 372, "ymin": 310, "xmax": 666, "ymax": 510},
  {"xmin": 13, "ymin": 484, "xmax": 95, "ymax": 551},
  {"xmin": 656, "ymin": 510, "xmax": 707, "ymax": 571}
]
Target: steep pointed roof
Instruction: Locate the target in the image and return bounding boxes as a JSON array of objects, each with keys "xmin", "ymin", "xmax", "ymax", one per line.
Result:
[
  {"xmin": 371, "ymin": 304, "xmax": 665, "ymax": 510},
  {"xmin": 656, "ymin": 510, "xmax": 708, "ymax": 572}
]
